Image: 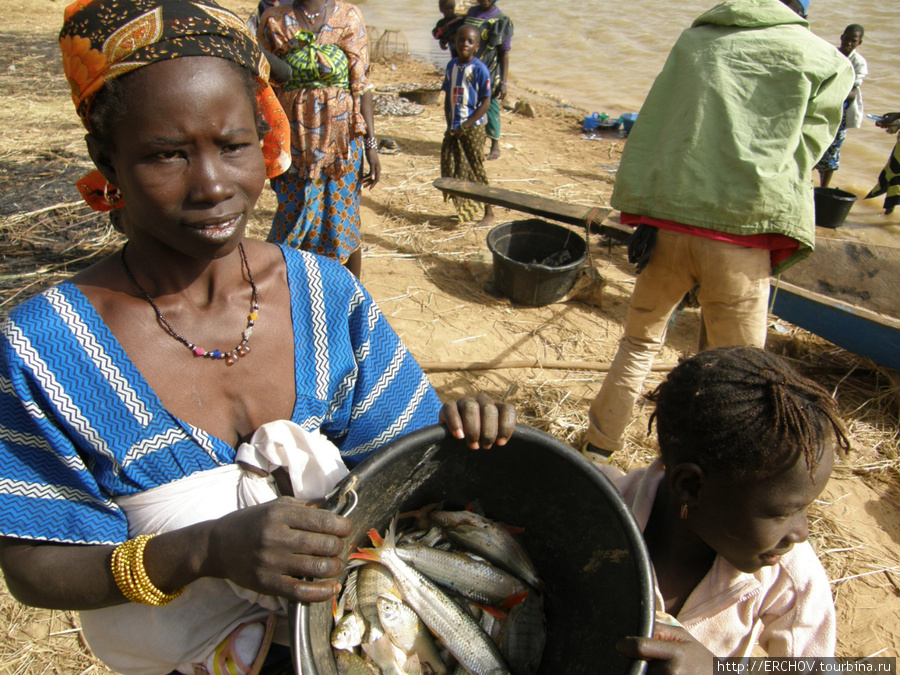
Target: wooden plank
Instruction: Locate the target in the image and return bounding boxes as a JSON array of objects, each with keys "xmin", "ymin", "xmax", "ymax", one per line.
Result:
[{"xmin": 433, "ymin": 178, "xmax": 631, "ymax": 241}]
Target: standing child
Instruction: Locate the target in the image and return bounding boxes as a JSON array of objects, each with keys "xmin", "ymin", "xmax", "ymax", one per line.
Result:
[
  {"xmin": 432, "ymin": 0, "xmax": 463, "ymax": 56},
  {"xmin": 597, "ymin": 347, "xmax": 849, "ymax": 666},
  {"xmin": 816, "ymin": 24, "xmax": 867, "ymax": 188},
  {"xmin": 441, "ymin": 25, "xmax": 495, "ymax": 226},
  {"xmin": 465, "ymin": 0, "xmax": 513, "ymax": 160}
]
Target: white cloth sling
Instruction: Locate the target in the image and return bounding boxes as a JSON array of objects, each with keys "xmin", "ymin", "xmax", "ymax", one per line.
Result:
[{"xmin": 79, "ymin": 421, "xmax": 350, "ymax": 675}]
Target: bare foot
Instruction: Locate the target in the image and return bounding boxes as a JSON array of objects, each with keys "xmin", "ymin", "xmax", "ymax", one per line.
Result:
[
  {"xmin": 477, "ymin": 210, "xmax": 496, "ymax": 228},
  {"xmin": 487, "ymin": 140, "xmax": 501, "ymax": 160}
]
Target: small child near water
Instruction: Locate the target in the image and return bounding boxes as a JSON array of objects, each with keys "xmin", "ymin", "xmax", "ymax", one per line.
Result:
[
  {"xmin": 440, "ymin": 24, "xmax": 495, "ymax": 226},
  {"xmin": 816, "ymin": 24, "xmax": 867, "ymax": 188},
  {"xmin": 597, "ymin": 347, "xmax": 849, "ymax": 665},
  {"xmin": 432, "ymin": 0, "xmax": 463, "ymax": 55}
]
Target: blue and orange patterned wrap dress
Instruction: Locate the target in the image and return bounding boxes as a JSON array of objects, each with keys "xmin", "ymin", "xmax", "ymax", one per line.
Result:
[{"xmin": 258, "ymin": 2, "xmax": 372, "ymax": 263}]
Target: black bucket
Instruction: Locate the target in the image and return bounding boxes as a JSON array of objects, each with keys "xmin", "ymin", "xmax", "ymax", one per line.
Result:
[
  {"xmin": 814, "ymin": 187, "xmax": 857, "ymax": 229},
  {"xmin": 487, "ymin": 220, "xmax": 587, "ymax": 306},
  {"xmin": 295, "ymin": 424, "xmax": 654, "ymax": 675}
]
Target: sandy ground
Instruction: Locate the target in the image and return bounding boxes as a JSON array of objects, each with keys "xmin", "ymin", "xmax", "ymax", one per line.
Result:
[{"xmin": 0, "ymin": 1, "xmax": 898, "ymax": 671}]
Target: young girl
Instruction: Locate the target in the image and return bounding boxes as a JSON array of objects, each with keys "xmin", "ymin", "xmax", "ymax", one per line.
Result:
[{"xmin": 597, "ymin": 346, "xmax": 849, "ymax": 668}]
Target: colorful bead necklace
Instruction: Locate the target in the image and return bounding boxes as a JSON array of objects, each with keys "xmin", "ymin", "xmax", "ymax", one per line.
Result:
[{"xmin": 120, "ymin": 243, "xmax": 259, "ymax": 366}]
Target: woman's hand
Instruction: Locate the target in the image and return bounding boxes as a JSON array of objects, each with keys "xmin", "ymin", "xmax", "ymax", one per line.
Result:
[
  {"xmin": 439, "ymin": 393, "xmax": 516, "ymax": 450},
  {"xmin": 203, "ymin": 498, "xmax": 352, "ymax": 603},
  {"xmin": 877, "ymin": 112, "xmax": 900, "ymax": 134},
  {"xmin": 362, "ymin": 146, "xmax": 381, "ymax": 189},
  {"xmin": 616, "ymin": 623, "xmax": 715, "ymax": 675}
]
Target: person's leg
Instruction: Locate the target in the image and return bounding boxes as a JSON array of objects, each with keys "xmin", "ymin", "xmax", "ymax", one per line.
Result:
[
  {"xmin": 485, "ymin": 97, "xmax": 501, "ymax": 160},
  {"xmin": 586, "ymin": 231, "xmax": 697, "ymax": 455},
  {"xmin": 819, "ymin": 168, "xmax": 834, "ymax": 188},
  {"xmin": 693, "ymin": 238, "xmax": 770, "ymax": 349}
]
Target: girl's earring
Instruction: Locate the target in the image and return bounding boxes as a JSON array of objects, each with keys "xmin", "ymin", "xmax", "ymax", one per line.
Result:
[
  {"xmin": 680, "ymin": 503, "xmax": 688, "ymax": 520},
  {"xmin": 103, "ymin": 182, "xmax": 122, "ymax": 206}
]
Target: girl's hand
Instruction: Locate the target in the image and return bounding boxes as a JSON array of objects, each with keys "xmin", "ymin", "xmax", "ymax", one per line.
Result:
[
  {"xmin": 361, "ymin": 147, "xmax": 381, "ymax": 188},
  {"xmin": 496, "ymin": 82, "xmax": 508, "ymax": 101},
  {"xmin": 877, "ymin": 113, "xmax": 900, "ymax": 134},
  {"xmin": 203, "ymin": 498, "xmax": 352, "ymax": 603},
  {"xmin": 439, "ymin": 393, "xmax": 516, "ymax": 450},
  {"xmin": 616, "ymin": 623, "xmax": 715, "ymax": 675}
]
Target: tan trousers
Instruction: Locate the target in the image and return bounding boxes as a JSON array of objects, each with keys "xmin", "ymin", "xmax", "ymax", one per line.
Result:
[{"xmin": 586, "ymin": 229, "xmax": 771, "ymax": 453}]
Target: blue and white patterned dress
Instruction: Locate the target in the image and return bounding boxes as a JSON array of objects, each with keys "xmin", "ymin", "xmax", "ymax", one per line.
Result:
[{"xmin": 0, "ymin": 246, "xmax": 441, "ymax": 546}]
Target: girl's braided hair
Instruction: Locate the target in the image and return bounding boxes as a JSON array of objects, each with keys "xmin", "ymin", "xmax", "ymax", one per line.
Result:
[{"xmin": 647, "ymin": 346, "xmax": 850, "ymax": 481}]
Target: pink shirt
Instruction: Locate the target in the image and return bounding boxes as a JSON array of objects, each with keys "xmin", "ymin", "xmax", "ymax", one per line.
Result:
[{"xmin": 599, "ymin": 461, "xmax": 836, "ymax": 657}]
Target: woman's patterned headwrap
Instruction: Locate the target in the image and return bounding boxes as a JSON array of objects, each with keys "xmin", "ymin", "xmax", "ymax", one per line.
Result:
[{"xmin": 60, "ymin": 0, "xmax": 291, "ymax": 210}]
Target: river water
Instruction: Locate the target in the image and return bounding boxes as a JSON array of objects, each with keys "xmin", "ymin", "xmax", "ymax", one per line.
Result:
[{"xmin": 356, "ymin": 0, "xmax": 900, "ymax": 244}]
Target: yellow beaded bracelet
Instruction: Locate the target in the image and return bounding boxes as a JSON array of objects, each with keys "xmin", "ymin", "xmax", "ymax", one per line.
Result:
[{"xmin": 111, "ymin": 534, "xmax": 184, "ymax": 607}]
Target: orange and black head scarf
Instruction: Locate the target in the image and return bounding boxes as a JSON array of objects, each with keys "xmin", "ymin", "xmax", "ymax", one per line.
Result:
[{"xmin": 60, "ymin": 0, "xmax": 291, "ymax": 211}]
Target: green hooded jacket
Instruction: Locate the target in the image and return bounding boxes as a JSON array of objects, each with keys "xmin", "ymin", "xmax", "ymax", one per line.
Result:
[{"xmin": 610, "ymin": 0, "xmax": 854, "ymax": 273}]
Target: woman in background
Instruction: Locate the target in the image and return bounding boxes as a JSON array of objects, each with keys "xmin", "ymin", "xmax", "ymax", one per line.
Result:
[{"xmin": 259, "ymin": 0, "xmax": 380, "ymax": 279}]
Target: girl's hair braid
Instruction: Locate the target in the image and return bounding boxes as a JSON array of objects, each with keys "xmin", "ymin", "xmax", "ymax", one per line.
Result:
[{"xmin": 647, "ymin": 346, "xmax": 850, "ymax": 481}]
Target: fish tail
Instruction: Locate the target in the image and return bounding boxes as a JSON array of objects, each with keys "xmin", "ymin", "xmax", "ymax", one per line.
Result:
[
  {"xmin": 474, "ymin": 601, "xmax": 507, "ymax": 619},
  {"xmin": 367, "ymin": 528, "xmax": 385, "ymax": 547},
  {"xmin": 348, "ymin": 548, "xmax": 379, "ymax": 563},
  {"xmin": 500, "ymin": 590, "xmax": 530, "ymax": 610}
]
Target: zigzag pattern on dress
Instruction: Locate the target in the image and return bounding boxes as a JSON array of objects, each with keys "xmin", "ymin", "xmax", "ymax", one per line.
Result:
[
  {"xmin": 352, "ymin": 296, "xmax": 378, "ymax": 364},
  {"xmin": 0, "ymin": 423, "xmax": 86, "ymax": 473},
  {"xmin": 350, "ymin": 342, "xmax": 406, "ymax": 422},
  {"xmin": 46, "ymin": 287, "xmax": 154, "ymax": 428},
  {"xmin": 2, "ymin": 320, "xmax": 121, "ymax": 476},
  {"xmin": 2, "ymin": 373, "xmax": 48, "ymax": 421},
  {"xmin": 305, "ymin": 256, "xmax": 332, "ymax": 401},
  {"xmin": 0, "ymin": 475, "xmax": 115, "ymax": 509},
  {"xmin": 346, "ymin": 376, "xmax": 433, "ymax": 458},
  {"xmin": 326, "ymin": 369, "xmax": 358, "ymax": 429},
  {"xmin": 121, "ymin": 427, "xmax": 195, "ymax": 470},
  {"xmin": 182, "ymin": 422, "xmax": 229, "ymax": 465}
]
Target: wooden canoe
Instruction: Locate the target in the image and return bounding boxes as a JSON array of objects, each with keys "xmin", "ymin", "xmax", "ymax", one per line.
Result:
[{"xmin": 434, "ymin": 178, "xmax": 900, "ymax": 371}]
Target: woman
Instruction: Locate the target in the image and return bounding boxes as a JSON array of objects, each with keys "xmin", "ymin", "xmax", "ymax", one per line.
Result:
[
  {"xmin": 0, "ymin": 1, "xmax": 513, "ymax": 673},
  {"xmin": 258, "ymin": 0, "xmax": 378, "ymax": 279},
  {"xmin": 866, "ymin": 112, "xmax": 900, "ymax": 215}
]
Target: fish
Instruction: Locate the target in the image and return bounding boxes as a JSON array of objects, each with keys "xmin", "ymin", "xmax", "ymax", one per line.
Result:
[
  {"xmin": 335, "ymin": 648, "xmax": 380, "ymax": 675},
  {"xmin": 394, "ymin": 543, "xmax": 528, "ymax": 606},
  {"xmin": 376, "ymin": 594, "xmax": 447, "ymax": 675},
  {"xmin": 498, "ymin": 589, "xmax": 546, "ymax": 675},
  {"xmin": 332, "ymin": 611, "xmax": 367, "ymax": 652},
  {"xmin": 355, "ymin": 561, "xmax": 396, "ymax": 643},
  {"xmin": 363, "ymin": 634, "xmax": 424, "ymax": 675},
  {"xmin": 350, "ymin": 522, "xmax": 512, "ymax": 675},
  {"xmin": 429, "ymin": 510, "xmax": 540, "ymax": 589}
]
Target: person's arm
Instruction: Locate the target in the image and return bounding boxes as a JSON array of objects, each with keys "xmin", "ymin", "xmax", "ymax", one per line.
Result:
[
  {"xmin": 495, "ymin": 50, "xmax": 510, "ymax": 101},
  {"xmin": 0, "ymin": 498, "xmax": 352, "ymax": 610},
  {"xmin": 359, "ymin": 88, "xmax": 380, "ymax": 188},
  {"xmin": 454, "ymin": 95, "xmax": 491, "ymax": 137},
  {"xmin": 262, "ymin": 47, "xmax": 292, "ymax": 85}
]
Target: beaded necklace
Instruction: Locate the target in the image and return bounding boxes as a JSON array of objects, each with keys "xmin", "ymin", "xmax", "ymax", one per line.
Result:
[
  {"xmin": 296, "ymin": 0, "xmax": 328, "ymax": 24},
  {"xmin": 120, "ymin": 243, "xmax": 259, "ymax": 366}
]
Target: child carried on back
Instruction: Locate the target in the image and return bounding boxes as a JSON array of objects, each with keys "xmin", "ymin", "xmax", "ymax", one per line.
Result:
[{"xmin": 599, "ymin": 346, "xmax": 849, "ymax": 668}]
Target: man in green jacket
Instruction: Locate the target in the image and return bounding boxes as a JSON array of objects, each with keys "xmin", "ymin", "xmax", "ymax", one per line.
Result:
[{"xmin": 584, "ymin": 0, "xmax": 853, "ymax": 463}]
